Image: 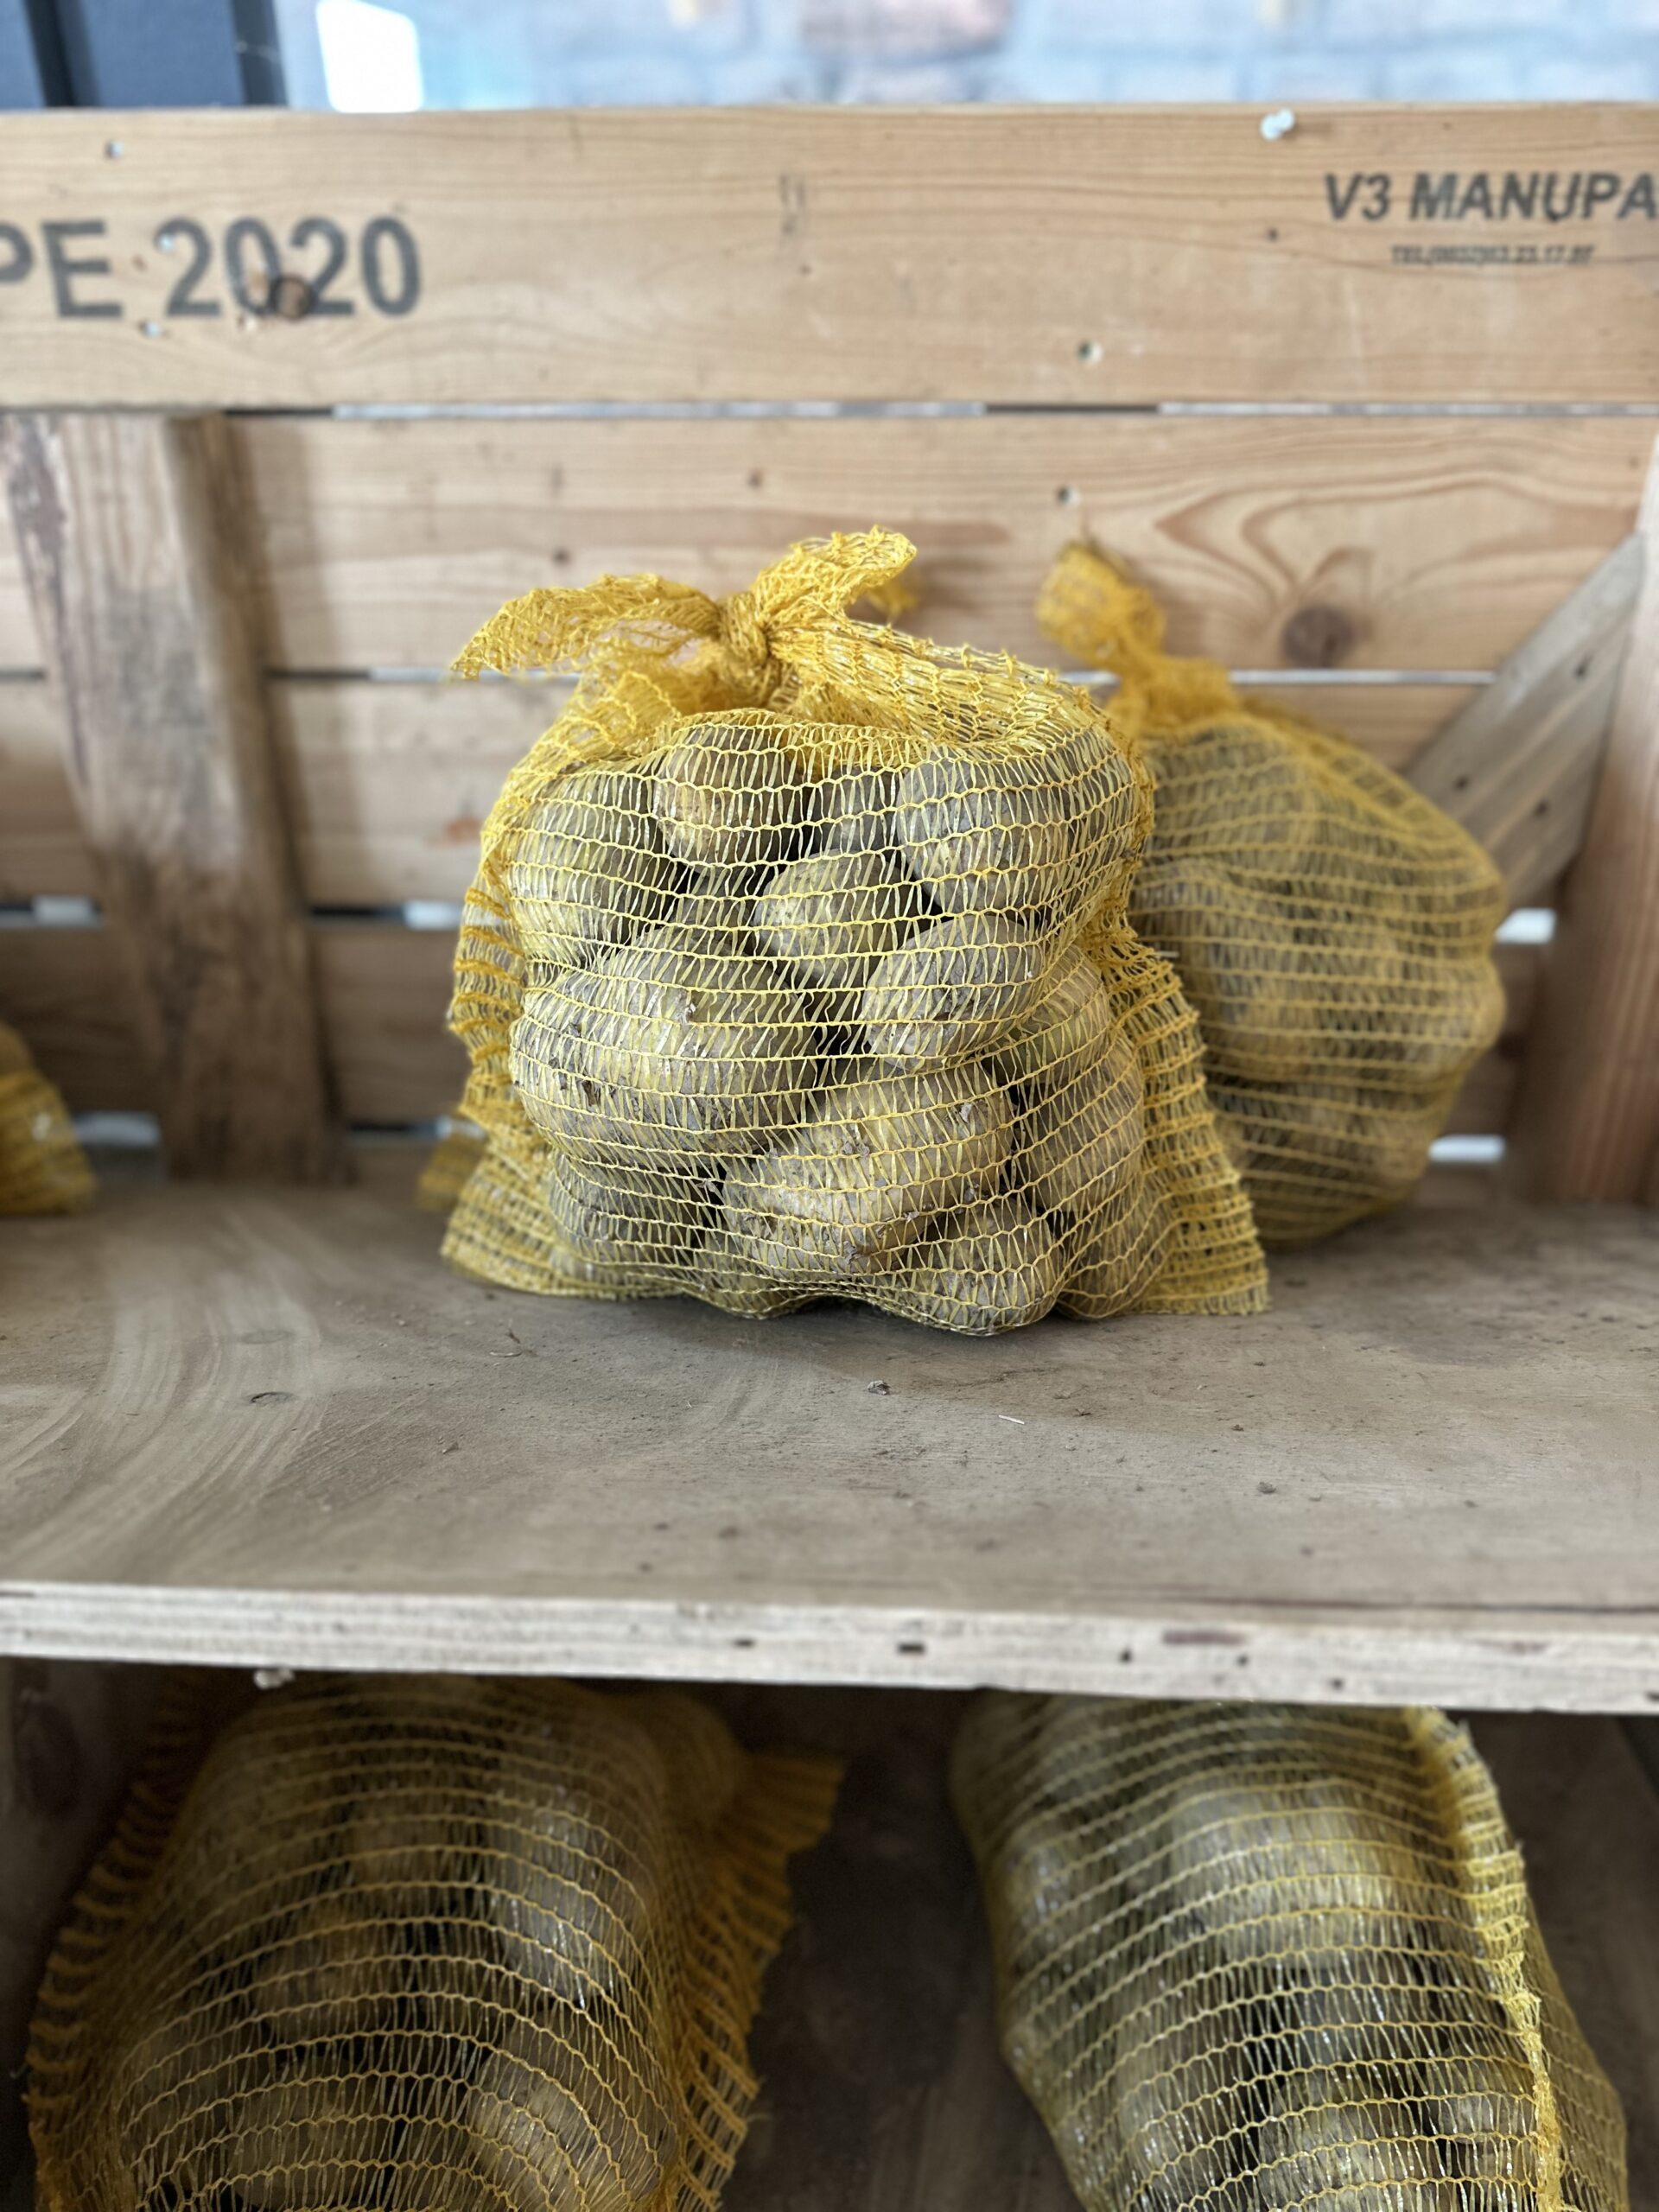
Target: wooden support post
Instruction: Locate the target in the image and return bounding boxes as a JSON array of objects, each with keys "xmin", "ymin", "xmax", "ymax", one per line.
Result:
[
  {"xmin": 3, "ymin": 412, "xmax": 343, "ymax": 1179},
  {"xmin": 1507, "ymin": 442, "xmax": 1659, "ymax": 1202}
]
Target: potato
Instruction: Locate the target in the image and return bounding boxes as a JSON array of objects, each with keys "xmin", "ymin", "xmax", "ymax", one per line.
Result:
[
  {"xmin": 1416, "ymin": 2049, "xmax": 1540, "ymax": 2188},
  {"xmin": 625, "ymin": 1691, "xmax": 746, "ymax": 1836},
  {"xmin": 1314, "ymin": 933, "xmax": 1503, "ymax": 1085},
  {"xmin": 1146, "ymin": 723, "xmax": 1319, "ymax": 868},
  {"xmin": 815, "ymin": 762, "xmax": 900, "ymax": 855},
  {"xmin": 1166, "ymin": 1775, "xmax": 1427, "ymax": 1966},
  {"xmin": 1133, "ymin": 861, "xmax": 1323, "ymax": 1084},
  {"xmin": 1020, "ymin": 1025, "xmax": 1146, "ymax": 1217},
  {"xmin": 995, "ymin": 946, "xmax": 1116, "ymax": 1092},
  {"xmin": 1102, "ymin": 1999, "xmax": 1264, "ymax": 2212},
  {"xmin": 545, "ymin": 1150, "xmax": 715, "ymax": 1268},
  {"xmin": 232, "ymin": 2069, "xmax": 401, "ymax": 2209},
  {"xmin": 469, "ymin": 2041, "xmax": 675, "ymax": 2212},
  {"xmin": 248, "ymin": 1895, "xmax": 404, "ymax": 2047},
  {"xmin": 652, "ymin": 719, "xmax": 811, "ymax": 868},
  {"xmin": 1057, "ymin": 1173, "xmax": 1172, "ymax": 1319},
  {"xmin": 1257, "ymin": 2067, "xmax": 1459, "ymax": 2209},
  {"xmin": 506, "ymin": 766, "xmax": 683, "ymax": 969},
  {"xmin": 511, "ymin": 929, "xmax": 813, "ymax": 1160},
  {"xmin": 723, "ymin": 1060, "xmax": 1012, "ymax": 1281},
  {"xmin": 894, "ymin": 748, "xmax": 1072, "ymax": 919},
  {"xmin": 1049, "ymin": 721, "xmax": 1142, "ymax": 887},
  {"xmin": 859, "ymin": 912, "xmax": 1050, "ymax": 1069},
  {"xmin": 483, "ymin": 1802, "xmax": 658, "ymax": 2010},
  {"xmin": 896, "ymin": 1194, "xmax": 1065, "ymax": 1335},
  {"xmin": 752, "ymin": 847, "xmax": 922, "ymax": 1021}
]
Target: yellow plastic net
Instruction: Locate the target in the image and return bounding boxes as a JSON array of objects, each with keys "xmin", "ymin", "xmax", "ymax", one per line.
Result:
[
  {"xmin": 29, "ymin": 1673, "xmax": 838, "ymax": 2212},
  {"xmin": 1039, "ymin": 544, "xmax": 1507, "ymax": 1246},
  {"xmin": 0, "ymin": 1020, "xmax": 92, "ymax": 1215},
  {"xmin": 442, "ymin": 530, "xmax": 1265, "ymax": 1333},
  {"xmin": 952, "ymin": 1695, "xmax": 1628, "ymax": 2212}
]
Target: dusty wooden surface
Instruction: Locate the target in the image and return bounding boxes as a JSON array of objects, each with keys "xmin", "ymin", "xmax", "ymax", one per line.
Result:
[
  {"xmin": 1, "ymin": 413, "xmax": 341, "ymax": 1180},
  {"xmin": 0, "ymin": 676, "xmax": 1476, "ymax": 910},
  {"xmin": 0, "ymin": 108, "xmax": 1653, "ymax": 410},
  {"xmin": 1408, "ymin": 533, "xmax": 1639, "ymax": 908},
  {"xmin": 715, "ymin": 1693, "xmax": 1659, "ymax": 2212},
  {"xmin": 0, "ymin": 1182, "xmax": 1653, "ymax": 1704},
  {"xmin": 1510, "ymin": 448, "xmax": 1659, "ymax": 1204}
]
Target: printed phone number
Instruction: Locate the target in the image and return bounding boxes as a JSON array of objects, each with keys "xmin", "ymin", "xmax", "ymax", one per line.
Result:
[
  {"xmin": 0, "ymin": 214, "xmax": 422, "ymax": 320},
  {"xmin": 1391, "ymin": 241, "xmax": 1595, "ymax": 267}
]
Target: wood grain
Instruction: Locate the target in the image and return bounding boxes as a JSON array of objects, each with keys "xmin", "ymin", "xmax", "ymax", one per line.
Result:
[
  {"xmin": 0, "ymin": 1186, "xmax": 1655, "ymax": 1704},
  {"xmin": 1509, "ymin": 446, "xmax": 1659, "ymax": 1200},
  {"xmin": 1409, "ymin": 535, "xmax": 1639, "ymax": 906},
  {"xmin": 0, "ymin": 676, "xmax": 1472, "ymax": 908},
  {"xmin": 237, "ymin": 413, "xmax": 1650, "ymax": 676},
  {"xmin": 2, "ymin": 414, "xmax": 343, "ymax": 1180},
  {"xmin": 0, "ymin": 108, "xmax": 1654, "ymax": 407},
  {"xmin": 0, "ymin": 923, "xmax": 1530, "ymax": 1140}
]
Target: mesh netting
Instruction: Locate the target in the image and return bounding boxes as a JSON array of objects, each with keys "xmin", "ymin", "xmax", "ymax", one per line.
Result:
[
  {"xmin": 1039, "ymin": 544, "xmax": 1507, "ymax": 1246},
  {"xmin": 441, "ymin": 530, "xmax": 1266, "ymax": 1333},
  {"xmin": 29, "ymin": 1674, "xmax": 838, "ymax": 2212},
  {"xmin": 0, "ymin": 1020, "xmax": 92, "ymax": 1215},
  {"xmin": 952, "ymin": 1696, "xmax": 1628, "ymax": 2212}
]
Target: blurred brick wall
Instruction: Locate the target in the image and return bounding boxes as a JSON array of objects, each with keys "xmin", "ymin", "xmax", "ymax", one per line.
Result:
[{"xmin": 277, "ymin": 0, "xmax": 1659, "ymax": 107}]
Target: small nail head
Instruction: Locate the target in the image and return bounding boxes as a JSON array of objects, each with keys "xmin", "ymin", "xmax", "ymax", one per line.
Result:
[
  {"xmin": 1261, "ymin": 107, "xmax": 1296, "ymax": 142},
  {"xmin": 104, "ymin": 138, "xmax": 123, "ymax": 159},
  {"xmin": 139, "ymin": 320, "xmax": 162, "ymax": 339}
]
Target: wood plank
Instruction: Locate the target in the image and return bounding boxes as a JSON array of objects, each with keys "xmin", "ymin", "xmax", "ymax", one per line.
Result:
[
  {"xmin": 2, "ymin": 414, "xmax": 342, "ymax": 1180},
  {"xmin": 239, "ymin": 413, "xmax": 1650, "ymax": 676},
  {"xmin": 0, "ymin": 108, "xmax": 1655, "ymax": 406},
  {"xmin": 1409, "ymin": 535, "xmax": 1640, "ymax": 906},
  {"xmin": 0, "ymin": 1186, "xmax": 1655, "ymax": 1706},
  {"xmin": 0, "ymin": 677, "xmax": 1473, "ymax": 907},
  {"xmin": 1509, "ymin": 445, "xmax": 1659, "ymax": 1201},
  {"xmin": 0, "ymin": 925, "xmax": 1534, "ymax": 1135},
  {"xmin": 1471, "ymin": 1713, "xmax": 1659, "ymax": 2212}
]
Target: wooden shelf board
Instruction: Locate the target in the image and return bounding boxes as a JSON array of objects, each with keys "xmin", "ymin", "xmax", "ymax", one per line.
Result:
[{"xmin": 1, "ymin": 1177, "xmax": 1655, "ymax": 1706}]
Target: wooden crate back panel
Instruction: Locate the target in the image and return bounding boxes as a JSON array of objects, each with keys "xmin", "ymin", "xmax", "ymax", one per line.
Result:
[
  {"xmin": 236, "ymin": 413, "xmax": 1649, "ymax": 677},
  {"xmin": 0, "ymin": 109, "xmax": 1655, "ymax": 407},
  {"xmin": 0, "ymin": 674, "xmax": 1479, "ymax": 907},
  {"xmin": 0, "ymin": 923, "xmax": 1534, "ymax": 1135}
]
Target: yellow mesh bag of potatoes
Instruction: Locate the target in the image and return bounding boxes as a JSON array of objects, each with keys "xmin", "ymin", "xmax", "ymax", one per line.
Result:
[
  {"xmin": 0, "ymin": 1019, "xmax": 92, "ymax": 1214},
  {"xmin": 441, "ymin": 529, "xmax": 1265, "ymax": 1332},
  {"xmin": 1039, "ymin": 543, "xmax": 1507, "ymax": 1245},
  {"xmin": 29, "ymin": 1673, "xmax": 838, "ymax": 2212},
  {"xmin": 952, "ymin": 1695, "xmax": 1628, "ymax": 2212}
]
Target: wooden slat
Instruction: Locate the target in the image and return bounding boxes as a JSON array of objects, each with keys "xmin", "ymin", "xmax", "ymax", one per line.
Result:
[
  {"xmin": 0, "ymin": 926, "xmax": 1535, "ymax": 1138},
  {"xmin": 0, "ymin": 677, "xmax": 1473, "ymax": 907},
  {"xmin": 2, "ymin": 413, "xmax": 343, "ymax": 1180},
  {"xmin": 239, "ymin": 414, "xmax": 1650, "ymax": 676},
  {"xmin": 1, "ymin": 1187, "xmax": 1656, "ymax": 1706},
  {"xmin": 1410, "ymin": 535, "xmax": 1640, "ymax": 906},
  {"xmin": 0, "ymin": 108, "xmax": 1655, "ymax": 407},
  {"xmin": 1510, "ymin": 446, "xmax": 1659, "ymax": 1201}
]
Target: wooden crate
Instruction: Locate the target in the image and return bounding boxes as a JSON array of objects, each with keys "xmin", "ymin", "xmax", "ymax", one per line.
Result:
[{"xmin": 0, "ymin": 101, "xmax": 1656, "ymax": 2202}]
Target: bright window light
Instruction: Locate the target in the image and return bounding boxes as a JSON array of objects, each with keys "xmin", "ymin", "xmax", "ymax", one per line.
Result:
[{"xmin": 315, "ymin": 0, "xmax": 423, "ymax": 112}]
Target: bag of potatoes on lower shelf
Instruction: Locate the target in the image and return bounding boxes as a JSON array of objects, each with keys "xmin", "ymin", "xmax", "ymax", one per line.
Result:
[
  {"xmin": 440, "ymin": 529, "xmax": 1265, "ymax": 1332},
  {"xmin": 1039, "ymin": 544, "xmax": 1507, "ymax": 1246},
  {"xmin": 953, "ymin": 1695, "xmax": 1628, "ymax": 2212},
  {"xmin": 29, "ymin": 1674, "xmax": 838, "ymax": 2212},
  {"xmin": 0, "ymin": 1019, "xmax": 92, "ymax": 1214}
]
